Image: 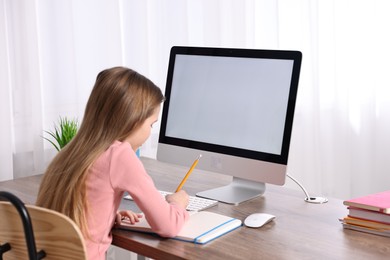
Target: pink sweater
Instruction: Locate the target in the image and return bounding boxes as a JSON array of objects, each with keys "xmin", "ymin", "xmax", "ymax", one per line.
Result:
[{"xmin": 85, "ymin": 141, "xmax": 189, "ymax": 260}]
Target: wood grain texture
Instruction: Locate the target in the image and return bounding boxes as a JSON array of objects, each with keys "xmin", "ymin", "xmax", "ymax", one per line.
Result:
[{"xmin": 0, "ymin": 202, "xmax": 87, "ymax": 260}]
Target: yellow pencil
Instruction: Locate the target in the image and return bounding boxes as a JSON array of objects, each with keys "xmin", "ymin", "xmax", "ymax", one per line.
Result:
[{"xmin": 175, "ymin": 154, "xmax": 202, "ymax": 192}]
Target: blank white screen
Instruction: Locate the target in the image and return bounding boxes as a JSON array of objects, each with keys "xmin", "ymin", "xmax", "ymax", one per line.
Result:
[{"xmin": 165, "ymin": 54, "xmax": 294, "ymax": 155}]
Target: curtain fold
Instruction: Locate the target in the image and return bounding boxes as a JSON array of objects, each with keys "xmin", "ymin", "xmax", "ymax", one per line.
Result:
[
  {"xmin": 0, "ymin": 0, "xmax": 13, "ymax": 181},
  {"xmin": 1, "ymin": 0, "xmax": 389, "ymax": 200}
]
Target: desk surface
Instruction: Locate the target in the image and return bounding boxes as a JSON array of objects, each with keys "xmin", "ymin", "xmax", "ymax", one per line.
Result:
[{"xmin": 1, "ymin": 157, "xmax": 389, "ymax": 260}]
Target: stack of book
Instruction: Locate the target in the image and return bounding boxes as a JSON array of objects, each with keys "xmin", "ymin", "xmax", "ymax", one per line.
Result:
[{"xmin": 341, "ymin": 190, "xmax": 390, "ymax": 237}]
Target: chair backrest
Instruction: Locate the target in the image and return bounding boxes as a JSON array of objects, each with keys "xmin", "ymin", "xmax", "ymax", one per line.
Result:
[{"xmin": 0, "ymin": 195, "xmax": 87, "ymax": 260}]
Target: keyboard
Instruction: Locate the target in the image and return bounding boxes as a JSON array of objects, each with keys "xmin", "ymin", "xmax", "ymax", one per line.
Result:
[{"xmin": 124, "ymin": 190, "xmax": 218, "ymax": 212}]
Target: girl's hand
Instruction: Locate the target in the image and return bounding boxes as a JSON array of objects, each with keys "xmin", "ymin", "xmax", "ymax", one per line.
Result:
[
  {"xmin": 165, "ymin": 189, "xmax": 189, "ymax": 209},
  {"xmin": 116, "ymin": 210, "xmax": 143, "ymax": 225}
]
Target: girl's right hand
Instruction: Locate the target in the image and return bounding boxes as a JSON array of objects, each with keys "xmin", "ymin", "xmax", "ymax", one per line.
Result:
[{"xmin": 166, "ymin": 190, "xmax": 189, "ymax": 209}]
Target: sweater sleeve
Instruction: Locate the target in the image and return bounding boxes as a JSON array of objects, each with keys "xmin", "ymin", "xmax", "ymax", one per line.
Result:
[{"xmin": 109, "ymin": 142, "xmax": 189, "ymax": 237}]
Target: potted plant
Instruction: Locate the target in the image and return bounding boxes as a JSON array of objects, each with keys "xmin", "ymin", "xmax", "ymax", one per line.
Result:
[{"xmin": 43, "ymin": 117, "xmax": 78, "ymax": 151}]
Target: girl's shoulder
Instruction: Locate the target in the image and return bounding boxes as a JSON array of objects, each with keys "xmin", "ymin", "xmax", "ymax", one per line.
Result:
[
  {"xmin": 107, "ymin": 140, "xmax": 137, "ymax": 161},
  {"xmin": 110, "ymin": 140, "xmax": 133, "ymax": 152},
  {"xmin": 95, "ymin": 141, "xmax": 134, "ymax": 165}
]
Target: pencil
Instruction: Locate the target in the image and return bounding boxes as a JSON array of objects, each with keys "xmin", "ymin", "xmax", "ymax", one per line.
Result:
[{"xmin": 175, "ymin": 154, "xmax": 202, "ymax": 192}]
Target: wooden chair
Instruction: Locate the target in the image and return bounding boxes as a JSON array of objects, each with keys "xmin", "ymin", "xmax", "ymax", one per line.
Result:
[{"xmin": 0, "ymin": 191, "xmax": 87, "ymax": 260}]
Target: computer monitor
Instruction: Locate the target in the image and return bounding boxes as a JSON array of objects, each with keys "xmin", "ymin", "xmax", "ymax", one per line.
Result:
[{"xmin": 157, "ymin": 46, "xmax": 302, "ymax": 205}]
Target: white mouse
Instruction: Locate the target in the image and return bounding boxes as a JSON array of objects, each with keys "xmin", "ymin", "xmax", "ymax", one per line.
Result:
[{"xmin": 244, "ymin": 213, "xmax": 275, "ymax": 228}]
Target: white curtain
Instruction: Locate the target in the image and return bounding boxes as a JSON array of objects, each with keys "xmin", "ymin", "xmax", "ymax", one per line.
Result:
[{"xmin": 1, "ymin": 0, "xmax": 390, "ymax": 200}]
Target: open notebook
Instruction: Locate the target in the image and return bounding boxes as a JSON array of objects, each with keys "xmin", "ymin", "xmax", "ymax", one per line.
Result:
[{"xmin": 116, "ymin": 211, "xmax": 242, "ymax": 244}]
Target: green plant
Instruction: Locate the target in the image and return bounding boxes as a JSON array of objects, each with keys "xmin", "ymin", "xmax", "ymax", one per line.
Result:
[{"xmin": 43, "ymin": 117, "xmax": 79, "ymax": 151}]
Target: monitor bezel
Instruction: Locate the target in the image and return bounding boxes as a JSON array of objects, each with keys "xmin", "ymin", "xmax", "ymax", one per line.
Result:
[{"xmin": 159, "ymin": 46, "xmax": 302, "ymax": 166}]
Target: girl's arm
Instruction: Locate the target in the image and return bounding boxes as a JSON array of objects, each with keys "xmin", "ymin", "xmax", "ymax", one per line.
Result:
[{"xmin": 110, "ymin": 142, "xmax": 189, "ymax": 237}]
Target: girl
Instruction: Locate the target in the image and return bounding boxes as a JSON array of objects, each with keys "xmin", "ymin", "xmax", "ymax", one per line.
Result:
[{"xmin": 36, "ymin": 67, "xmax": 189, "ymax": 260}]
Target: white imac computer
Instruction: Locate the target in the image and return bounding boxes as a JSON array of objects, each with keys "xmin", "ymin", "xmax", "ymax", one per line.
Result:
[{"xmin": 157, "ymin": 46, "xmax": 302, "ymax": 205}]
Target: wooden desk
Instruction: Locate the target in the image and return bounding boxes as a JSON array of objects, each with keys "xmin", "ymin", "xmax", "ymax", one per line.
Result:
[{"xmin": 1, "ymin": 157, "xmax": 389, "ymax": 259}]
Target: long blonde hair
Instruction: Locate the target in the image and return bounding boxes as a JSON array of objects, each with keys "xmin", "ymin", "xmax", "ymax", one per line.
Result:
[{"xmin": 36, "ymin": 67, "xmax": 164, "ymax": 236}]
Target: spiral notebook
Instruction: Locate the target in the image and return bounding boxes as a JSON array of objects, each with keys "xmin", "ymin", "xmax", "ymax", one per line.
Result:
[{"xmin": 117, "ymin": 211, "xmax": 242, "ymax": 244}]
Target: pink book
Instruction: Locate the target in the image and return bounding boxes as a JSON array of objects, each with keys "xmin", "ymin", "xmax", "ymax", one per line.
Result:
[{"xmin": 343, "ymin": 190, "xmax": 390, "ymax": 214}]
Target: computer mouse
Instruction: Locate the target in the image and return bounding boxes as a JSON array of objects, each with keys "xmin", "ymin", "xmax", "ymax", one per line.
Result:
[{"xmin": 244, "ymin": 213, "xmax": 275, "ymax": 228}]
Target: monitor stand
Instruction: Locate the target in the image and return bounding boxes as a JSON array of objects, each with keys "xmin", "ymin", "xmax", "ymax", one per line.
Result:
[{"xmin": 196, "ymin": 177, "xmax": 266, "ymax": 205}]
